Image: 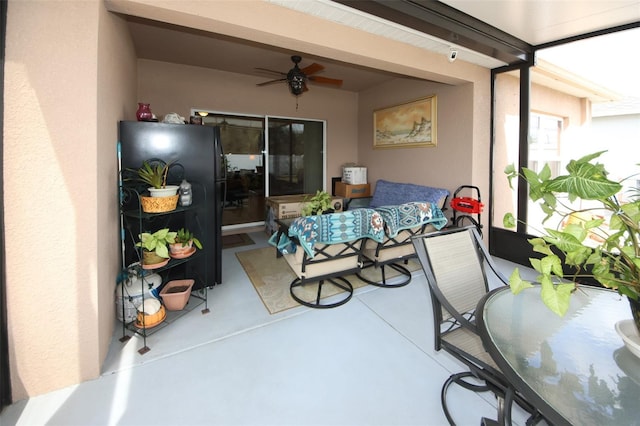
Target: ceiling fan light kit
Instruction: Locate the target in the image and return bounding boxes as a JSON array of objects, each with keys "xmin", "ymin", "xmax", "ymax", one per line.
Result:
[
  {"xmin": 256, "ymin": 55, "xmax": 343, "ymax": 98},
  {"xmin": 287, "ymin": 55, "xmax": 306, "ymax": 95}
]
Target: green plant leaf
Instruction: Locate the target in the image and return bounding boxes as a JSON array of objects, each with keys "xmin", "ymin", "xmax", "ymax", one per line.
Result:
[
  {"xmin": 544, "ymin": 229, "xmax": 586, "ymax": 253},
  {"xmin": 562, "ymin": 223, "xmax": 588, "ymax": 243},
  {"xmin": 540, "ymin": 275, "xmax": 573, "ymax": 316},
  {"xmin": 155, "ymin": 243, "xmax": 169, "ymax": 258},
  {"xmin": 545, "ymin": 162, "xmax": 621, "ymax": 200},
  {"xmin": 538, "ymin": 163, "xmax": 552, "ymax": 181},
  {"xmin": 503, "ymin": 212, "xmax": 516, "ymax": 228},
  {"xmin": 539, "ymin": 254, "xmax": 563, "ymax": 277},
  {"xmin": 137, "ymin": 228, "xmax": 175, "ymax": 257},
  {"xmin": 504, "ymin": 164, "xmax": 517, "ymax": 189},
  {"xmin": 192, "ymin": 237, "xmax": 203, "ymax": 249},
  {"xmin": 302, "ymin": 190, "xmax": 332, "ymax": 215},
  {"xmin": 508, "ymin": 269, "xmax": 533, "ymax": 294},
  {"xmin": 502, "ymin": 150, "xmax": 640, "ymax": 313},
  {"xmin": 530, "ymin": 257, "xmax": 542, "ymax": 274},
  {"xmin": 530, "ymin": 238, "xmax": 555, "ymax": 256}
]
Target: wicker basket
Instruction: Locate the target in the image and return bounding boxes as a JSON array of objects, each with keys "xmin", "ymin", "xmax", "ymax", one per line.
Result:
[
  {"xmin": 135, "ymin": 305, "xmax": 166, "ymax": 328},
  {"xmin": 140, "ymin": 194, "xmax": 179, "ymax": 213}
]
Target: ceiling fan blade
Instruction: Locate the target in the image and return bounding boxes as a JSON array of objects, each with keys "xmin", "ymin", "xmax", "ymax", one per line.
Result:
[
  {"xmin": 308, "ymin": 75, "xmax": 343, "ymax": 87},
  {"xmin": 254, "ymin": 67, "xmax": 287, "ymax": 76},
  {"xmin": 256, "ymin": 78, "xmax": 286, "ymax": 86},
  {"xmin": 301, "ymin": 62, "xmax": 324, "ymax": 75}
]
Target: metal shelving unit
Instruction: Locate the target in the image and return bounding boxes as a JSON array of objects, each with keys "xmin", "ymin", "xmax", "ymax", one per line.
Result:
[{"xmin": 118, "ymin": 181, "xmax": 210, "ymax": 355}]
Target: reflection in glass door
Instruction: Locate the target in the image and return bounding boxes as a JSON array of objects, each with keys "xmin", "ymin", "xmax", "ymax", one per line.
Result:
[
  {"xmin": 267, "ymin": 117, "xmax": 324, "ymax": 196},
  {"xmin": 202, "ymin": 114, "xmax": 265, "ymax": 228}
]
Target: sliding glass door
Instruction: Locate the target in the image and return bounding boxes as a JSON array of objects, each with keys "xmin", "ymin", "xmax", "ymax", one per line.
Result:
[
  {"xmin": 266, "ymin": 117, "xmax": 324, "ymax": 196},
  {"xmin": 198, "ymin": 111, "xmax": 325, "ymax": 229}
]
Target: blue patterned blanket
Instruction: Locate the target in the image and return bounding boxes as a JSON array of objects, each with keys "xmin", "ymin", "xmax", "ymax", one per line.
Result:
[
  {"xmin": 375, "ymin": 202, "xmax": 448, "ymax": 237},
  {"xmin": 287, "ymin": 209, "xmax": 385, "ymax": 258}
]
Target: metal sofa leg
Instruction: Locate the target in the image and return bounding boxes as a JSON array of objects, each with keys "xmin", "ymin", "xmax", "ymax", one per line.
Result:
[
  {"xmin": 290, "ymin": 276, "xmax": 354, "ymax": 309},
  {"xmin": 356, "ymin": 261, "xmax": 412, "ymax": 288}
]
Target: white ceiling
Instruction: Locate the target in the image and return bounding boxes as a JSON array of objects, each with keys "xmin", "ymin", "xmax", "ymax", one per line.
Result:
[
  {"xmin": 126, "ymin": 0, "xmax": 640, "ymax": 93},
  {"xmin": 442, "ymin": 0, "xmax": 640, "ymax": 45}
]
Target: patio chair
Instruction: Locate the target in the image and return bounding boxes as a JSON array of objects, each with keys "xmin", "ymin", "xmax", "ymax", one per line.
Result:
[
  {"xmin": 412, "ymin": 226, "xmax": 543, "ymax": 426},
  {"xmin": 357, "ymin": 202, "xmax": 447, "ymax": 287},
  {"xmin": 282, "ymin": 209, "xmax": 385, "ymax": 308}
]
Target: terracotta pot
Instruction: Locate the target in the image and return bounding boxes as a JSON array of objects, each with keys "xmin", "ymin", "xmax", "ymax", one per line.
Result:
[
  {"xmin": 169, "ymin": 240, "xmax": 193, "ymax": 256},
  {"xmin": 160, "ymin": 279, "xmax": 195, "ymax": 311}
]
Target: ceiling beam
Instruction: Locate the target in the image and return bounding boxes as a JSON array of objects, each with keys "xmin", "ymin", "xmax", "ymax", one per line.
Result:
[{"xmin": 332, "ymin": 0, "xmax": 532, "ymax": 65}]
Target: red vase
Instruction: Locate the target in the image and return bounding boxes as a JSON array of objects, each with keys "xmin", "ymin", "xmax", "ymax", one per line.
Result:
[{"xmin": 136, "ymin": 103, "xmax": 152, "ymax": 121}]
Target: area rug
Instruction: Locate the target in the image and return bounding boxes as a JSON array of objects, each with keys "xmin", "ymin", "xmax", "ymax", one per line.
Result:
[
  {"xmin": 236, "ymin": 246, "xmax": 422, "ymax": 314},
  {"xmin": 222, "ymin": 233, "xmax": 255, "ymax": 249}
]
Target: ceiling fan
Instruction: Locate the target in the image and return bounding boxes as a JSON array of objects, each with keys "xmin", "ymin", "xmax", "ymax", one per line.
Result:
[{"xmin": 256, "ymin": 55, "xmax": 343, "ymax": 96}]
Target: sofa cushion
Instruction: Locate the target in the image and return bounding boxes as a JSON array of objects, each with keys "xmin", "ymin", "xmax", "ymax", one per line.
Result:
[{"xmin": 370, "ymin": 179, "xmax": 449, "ymax": 208}]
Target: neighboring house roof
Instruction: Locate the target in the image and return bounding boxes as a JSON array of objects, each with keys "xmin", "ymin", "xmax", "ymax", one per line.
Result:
[
  {"xmin": 532, "ymin": 58, "xmax": 621, "ymax": 103},
  {"xmin": 593, "ymin": 96, "xmax": 640, "ymax": 117}
]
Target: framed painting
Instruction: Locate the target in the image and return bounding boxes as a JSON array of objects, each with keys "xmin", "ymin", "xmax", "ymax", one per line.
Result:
[{"xmin": 373, "ymin": 95, "xmax": 437, "ymax": 149}]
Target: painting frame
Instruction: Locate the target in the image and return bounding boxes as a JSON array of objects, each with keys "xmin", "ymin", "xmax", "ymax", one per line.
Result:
[{"xmin": 373, "ymin": 95, "xmax": 437, "ymax": 149}]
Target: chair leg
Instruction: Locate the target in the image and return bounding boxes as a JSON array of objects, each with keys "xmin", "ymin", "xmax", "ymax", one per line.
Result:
[
  {"xmin": 290, "ymin": 276, "xmax": 353, "ymax": 309},
  {"xmin": 356, "ymin": 261, "xmax": 412, "ymax": 288},
  {"xmin": 442, "ymin": 372, "xmax": 490, "ymax": 425},
  {"xmin": 441, "ymin": 372, "xmax": 517, "ymax": 426},
  {"xmin": 497, "ymin": 387, "xmax": 513, "ymax": 426}
]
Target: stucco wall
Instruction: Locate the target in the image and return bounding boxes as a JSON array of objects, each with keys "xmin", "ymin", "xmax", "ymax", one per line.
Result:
[
  {"xmin": 96, "ymin": 3, "xmax": 138, "ymax": 375},
  {"xmin": 4, "ymin": 1, "xmax": 100, "ymax": 399},
  {"xmin": 3, "ymin": 1, "xmax": 135, "ymax": 400},
  {"xmin": 358, "ymin": 80, "xmax": 478, "ymax": 202}
]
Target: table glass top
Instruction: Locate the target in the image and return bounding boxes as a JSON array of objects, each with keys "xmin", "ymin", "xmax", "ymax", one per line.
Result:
[{"xmin": 482, "ymin": 286, "xmax": 640, "ymax": 425}]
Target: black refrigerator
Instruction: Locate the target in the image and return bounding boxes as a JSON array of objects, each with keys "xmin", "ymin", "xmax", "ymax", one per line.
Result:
[{"xmin": 118, "ymin": 120, "xmax": 224, "ymax": 287}]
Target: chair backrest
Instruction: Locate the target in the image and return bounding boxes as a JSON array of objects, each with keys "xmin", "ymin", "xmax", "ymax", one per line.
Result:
[{"xmin": 412, "ymin": 226, "xmax": 500, "ymax": 343}]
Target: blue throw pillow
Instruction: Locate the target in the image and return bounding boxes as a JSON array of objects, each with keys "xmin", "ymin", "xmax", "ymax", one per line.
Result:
[{"xmin": 370, "ymin": 179, "xmax": 449, "ymax": 208}]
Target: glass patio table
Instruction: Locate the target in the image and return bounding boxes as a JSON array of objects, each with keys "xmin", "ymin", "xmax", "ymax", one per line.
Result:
[{"xmin": 477, "ymin": 285, "xmax": 640, "ymax": 425}]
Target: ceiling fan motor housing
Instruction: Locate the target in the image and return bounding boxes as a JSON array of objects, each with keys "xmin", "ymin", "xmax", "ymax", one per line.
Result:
[{"xmin": 287, "ymin": 56, "xmax": 306, "ymax": 95}]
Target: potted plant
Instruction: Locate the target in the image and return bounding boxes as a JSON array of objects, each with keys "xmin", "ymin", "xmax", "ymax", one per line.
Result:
[
  {"xmin": 136, "ymin": 228, "xmax": 177, "ymax": 268},
  {"xmin": 131, "ymin": 160, "xmax": 179, "ymax": 197},
  {"xmin": 504, "ymin": 151, "xmax": 640, "ymax": 332},
  {"xmin": 301, "ymin": 190, "xmax": 335, "ymax": 216},
  {"xmin": 169, "ymin": 228, "xmax": 203, "ymax": 258}
]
